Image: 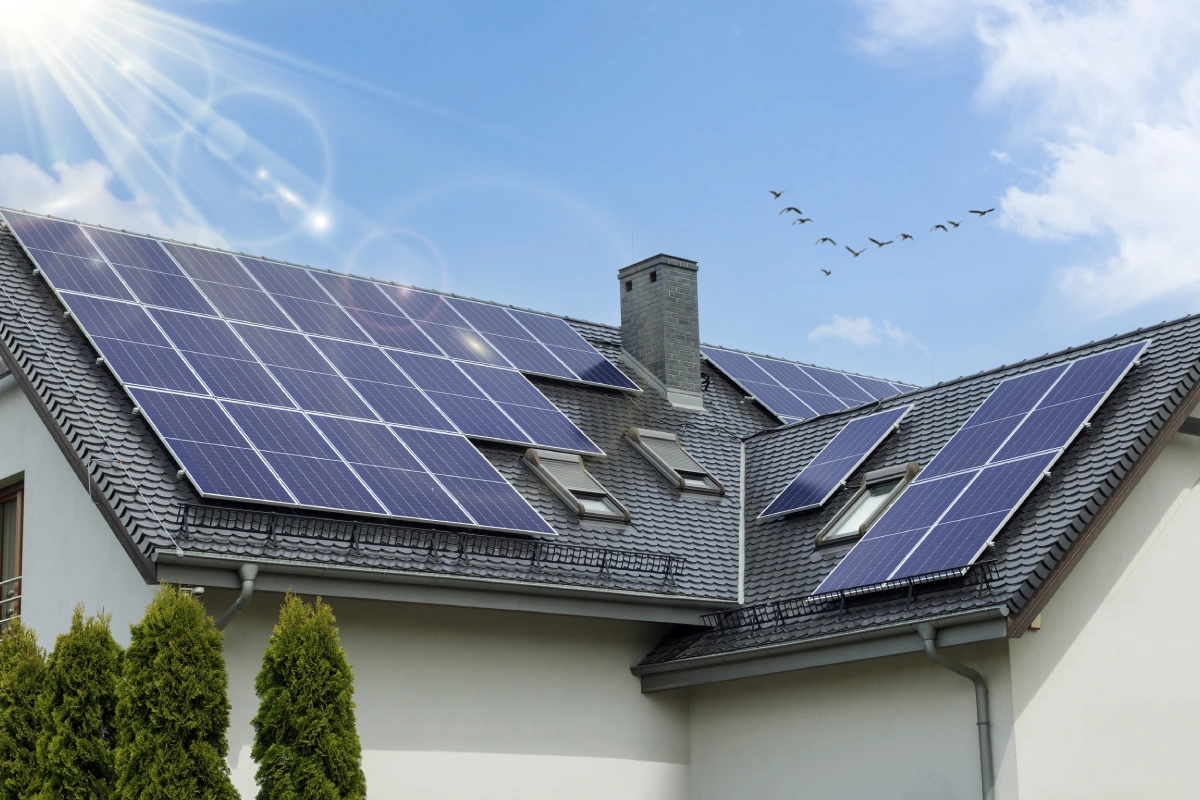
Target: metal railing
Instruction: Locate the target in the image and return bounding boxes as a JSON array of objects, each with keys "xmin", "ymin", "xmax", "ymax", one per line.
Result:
[
  {"xmin": 702, "ymin": 560, "xmax": 1000, "ymax": 632},
  {"xmin": 177, "ymin": 504, "xmax": 686, "ymax": 580},
  {"xmin": 0, "ymin": 575, "xmax": 22, "ymax": 626}
]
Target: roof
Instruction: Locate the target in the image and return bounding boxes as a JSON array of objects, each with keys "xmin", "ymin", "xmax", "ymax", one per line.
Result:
[
  {"xmin": 0, "ymin": 224, "xmax": 779, "ymax": 603},
  {"xmin": 639, "ymin": 312, "xmax": 1200, "ymax": 667}
]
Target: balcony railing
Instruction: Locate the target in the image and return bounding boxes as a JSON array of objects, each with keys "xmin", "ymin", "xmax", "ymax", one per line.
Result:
[{"xmin": 0, "ymin": 575, "xmax": 21, "ymax": 625}]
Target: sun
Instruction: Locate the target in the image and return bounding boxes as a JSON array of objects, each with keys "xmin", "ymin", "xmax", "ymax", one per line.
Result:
[{"xmin": 0, "ymin": 0, "xmax": 105, "ymax": 73}]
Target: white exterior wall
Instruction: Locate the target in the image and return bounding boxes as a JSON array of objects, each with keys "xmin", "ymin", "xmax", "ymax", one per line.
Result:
[
  {"xmin": 685, "ymin": 640, "xmax": 1018, "ymax": 800},
  {"xmin": 1008, "ymin": 432, "xmax": 1200, "ymax": 799},
  {"xmin": 204, "ymin": 591, "xmax": 689, "ymax": 800},
  {"xmin": 0, "ymin": 381, "xmax": 155, "ymax": 646}
]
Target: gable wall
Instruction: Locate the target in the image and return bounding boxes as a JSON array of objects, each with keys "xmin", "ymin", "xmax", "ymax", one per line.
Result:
[
  {"xmin": 1008, "ymin": 430, "xmax": 1200, "ymax": 798},
  {"xmin": 0, "ymin": 380, "xmax": 155, "ymax": 646}
]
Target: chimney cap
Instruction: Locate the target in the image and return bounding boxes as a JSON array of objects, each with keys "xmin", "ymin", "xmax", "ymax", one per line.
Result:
[{"xmin": 618, "ymin": 254, "xmax": 698, "ymax": 279}]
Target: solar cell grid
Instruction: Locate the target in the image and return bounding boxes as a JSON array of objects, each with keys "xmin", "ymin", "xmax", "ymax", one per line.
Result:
[
  {"xmin": 759, "ymin": 406, "xmax": 910, "ymax": 518},
  {"xmin": 702, "ymin": 345, "xmax": 910, "ymax": 424},
  {"xmin": 30, "ymin": 249, "xmax": 133, "ymax": 300},
  {"xmin": 811, "ymin": 341, "xmax": 1148, "ymax": 598}
]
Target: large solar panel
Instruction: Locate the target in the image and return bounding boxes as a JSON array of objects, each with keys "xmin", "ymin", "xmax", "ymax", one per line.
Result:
[
  {"xmin": 701, "ymin": 345, "xmax": 917, "ymax": 424},
  {"xmin": 759, "ymin": 405, "xmax": 911, "ymax": 519},
  {"xmin": 811, "ymin": 341, "xmax": 1148, "ymax": 597},
  {"xmin": 2, "ymin": 210, "xmax": 607, "ymax": 535}
]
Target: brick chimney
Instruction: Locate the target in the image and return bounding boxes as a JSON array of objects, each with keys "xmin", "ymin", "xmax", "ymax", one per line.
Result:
[{"xmin": 618, "ymin": 254, "xmax": 703, "ymax": 411}]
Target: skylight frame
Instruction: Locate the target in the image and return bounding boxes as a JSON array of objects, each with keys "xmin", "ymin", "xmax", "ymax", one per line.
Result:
[{"xmin": 626, "ymin": 428, "xmax": 726, "ymax": 496}]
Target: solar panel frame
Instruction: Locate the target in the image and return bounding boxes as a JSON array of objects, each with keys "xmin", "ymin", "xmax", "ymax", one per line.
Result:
[
  {"xmin": 759, "ymin": 405, "xmax": 912, "ymax": 519},
  {"xmin": 810, "ymin": 341, "xmax": 1149, "ymax": 598}
]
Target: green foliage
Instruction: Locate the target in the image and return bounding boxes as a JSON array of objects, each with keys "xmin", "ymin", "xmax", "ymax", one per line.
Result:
[
  {"xmin": 0, "ymin": 620, "xmax": 46, "ymax": 800},
  {"xmin": 35, "ymin": 606, "xmax": 123, "ymax": 800},
  {"xmin": 115, "ymin": 585, "xmax": 238, "ymax": 800},
  {"xmin": 252, "ymin": 594, "xmax": 365, "ymax": 800}
]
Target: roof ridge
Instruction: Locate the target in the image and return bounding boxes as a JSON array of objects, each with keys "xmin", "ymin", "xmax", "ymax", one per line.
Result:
[
  {"xmin": 700, "ymin": 341, "xmax": 916, "ymax": 387},
  {"xmin": 746, "ymin": 309, "xmax": 1200, "ymax": 440},
  {"xmin": 0, "ymin": 207, "xmax": 623, "ymax": 334}
]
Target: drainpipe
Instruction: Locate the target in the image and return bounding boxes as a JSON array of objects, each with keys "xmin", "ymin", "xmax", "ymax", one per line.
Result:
[
  {"xmin": 917, "ymin": 622, "xmax": 993, "ymax": 800},
  {"xmin": 215, "ymin": 564, "xmax": 258, "ymax": 630}
]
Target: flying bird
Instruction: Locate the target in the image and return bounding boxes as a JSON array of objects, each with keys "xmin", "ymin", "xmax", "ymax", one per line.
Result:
[
  {"xmin": 899, "ymin": 233, "xmax": 914, "ymax": 241},
  {"xmin": 769, "ymin": 190, "xmax": 786, "ymax": 199},
  {"xmin": 868, "ymin": 238, "xmax": 893, "ymax": 248},
  {"xmin": 816, "ymin": 237, "xmax": 837, "ymax": 246},
  {"xmin": 970, "ymin": 208, "xmax": 996, "ymax": 217},
  {"xmin": 792, "ymin": 217, "xmax": 813, "ymax": 225},
  {"xmin": 931, "ymin": 224, "xmax": 949, "ymax": 232},
  {"xmin": 846, "ymin": 246, "xmax": 865, "ymax": 257},
  {"xmin": 946, "ymin": 220, "xmax": 963, "ymax": 228},
  {"xmin": 779, "ymin": 207, "xmax": 803, "ymax": 216},
  {"xmin": 820, "ymin": 269, "xmax": 832, "ymax": 276}
]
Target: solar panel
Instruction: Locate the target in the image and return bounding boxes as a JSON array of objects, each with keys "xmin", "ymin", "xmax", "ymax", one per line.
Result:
[
  {"xmin": 701, "ymin": 345, "xmax": 914, "ymax": 423},
  {"xmin": 811, "ymin": 341, "xmax": 1148, "ymax": 597},
  {"xmin": 759, "ymin": 405, "xmax": 912, "ymax": 519},
  {"xmin": 3, "ymin": 210, "xmax": 585, "ymax": 536}
]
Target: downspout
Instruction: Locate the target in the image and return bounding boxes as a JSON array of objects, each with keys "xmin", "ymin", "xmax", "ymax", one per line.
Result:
[
  {"xmin": 917, "ymin": 622, "xmax": 993, "ymax": 800},
  {"xmin": 215, "ymin": 564, "xmax": 258, "ymax": 630}
]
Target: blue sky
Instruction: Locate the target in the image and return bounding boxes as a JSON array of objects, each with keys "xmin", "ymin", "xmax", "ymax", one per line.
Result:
[{"xmin": 2, "ymin": 0, "xmax": 1198, "ymax": 388}]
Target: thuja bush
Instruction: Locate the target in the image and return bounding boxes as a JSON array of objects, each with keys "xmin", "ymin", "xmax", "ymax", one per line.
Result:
[
  {"xmin": 252, "ymin": 594, "xmax": 366, "ymax": 800},
  {"xmin": 115, "ymin": 585, "xmax": 238, "ymax": 800},
  {"xmin": 35, "ymin": 606, "xmax": 123, "ymax": 800},
  {"xmin": 0, "ymin": 620, "xmax": 46, "ymax": 800}
]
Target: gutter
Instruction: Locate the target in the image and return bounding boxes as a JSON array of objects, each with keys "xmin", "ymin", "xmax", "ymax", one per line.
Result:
[
  {"xmin": 632, "ymin": 605, "xmax": 1009, "ymax": 692},
  {"xmin": 155, "ymin": 548, "xmax": 733, "ymax": 625}
]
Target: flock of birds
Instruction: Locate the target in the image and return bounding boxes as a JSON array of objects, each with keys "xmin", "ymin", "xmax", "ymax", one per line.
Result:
[{"xmin": 767, "ymin": 190, "xmax": 995, "ymax": 277}]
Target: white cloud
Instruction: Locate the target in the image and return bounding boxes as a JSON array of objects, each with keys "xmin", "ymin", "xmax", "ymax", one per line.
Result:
[
  {"xmin": 855, "ymin": 0, "xmax": 1200, "ymax": 315},
  {"xmin": 0, "ymin": 153, "xmax": 226, "ymax": 248},
  {"xmin": 990, "ymin": 149, "xmax": 1013, "ymax": 165},
  {"xmin": 808, "ymin": 315, "xmax": 917, "ymax": 347}
]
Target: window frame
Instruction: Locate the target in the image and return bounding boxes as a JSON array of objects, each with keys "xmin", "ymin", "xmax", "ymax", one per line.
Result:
[
  {"xmin": 0, "ymin": 482, "xmax": 24, "ymax": 622},
  {"xmin": 626, "ymin": 428, "xmax": 726, "ymax": 496},
  {"xmin": 816, "ymin": 462, "xmax": 920, "ymax": 547},
  {"xmin": 523, "ymin": 449, "xmax": 631, "ymax": 523}
]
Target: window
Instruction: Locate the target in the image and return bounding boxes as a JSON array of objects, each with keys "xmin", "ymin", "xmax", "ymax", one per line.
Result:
[
  {"xmin": 524, "ymin": 449, "xmax": 630, "ymax": 522},
  {"xmin": 626, "ymin": 428, "xmax": 725, "ymax": 495},
  {"xmin": 0, "ymin": 483, "xmax": 22, "ymax": 622},
  {"xmin": 818, "ymin": 463, "xmax": 919, "ymax": 546}
]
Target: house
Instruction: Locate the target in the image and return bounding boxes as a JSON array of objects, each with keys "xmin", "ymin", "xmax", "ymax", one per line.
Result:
[{"xmin": 1, "ymin": 208, "xmax": 1198, "ymax": 799}]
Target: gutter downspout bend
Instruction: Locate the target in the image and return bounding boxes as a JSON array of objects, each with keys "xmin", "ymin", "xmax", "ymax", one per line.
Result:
[
  {"xmin": 917, "ymin": 622, "xmax": 993, "ymax": 800},
  {"xmin": 216, "ymin": 564, "xmax": 258, "ymax": 631}
]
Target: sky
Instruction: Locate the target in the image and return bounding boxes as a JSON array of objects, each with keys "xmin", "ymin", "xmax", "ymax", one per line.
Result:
[{"xmin": 1, "ymin": 0, "xmax": 1198, "ymax": 388}]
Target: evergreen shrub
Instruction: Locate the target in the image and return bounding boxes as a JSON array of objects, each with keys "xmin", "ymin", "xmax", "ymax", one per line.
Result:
[
  {"xmin": 115, "ymin": 584, "xmax": 238, "ymax": 800},
  {"xmin": 35, "ymin": 606, "xmax": 123, "ymax": 800},
  {"xmin": 252, "ymin": 594, "xmax": 365, "ymax": 800},
  {"xmin": 0, "ymin": 620, "xmax": 46, "ymax": 800}
]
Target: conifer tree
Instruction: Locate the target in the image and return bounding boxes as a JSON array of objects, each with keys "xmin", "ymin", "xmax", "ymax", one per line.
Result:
[
  {"xmin": 252, "ymin": 594, "xmax": 366, "ymax": 800},
  {"xmin": 35, "ymin": 606, "xmax": 122, "ymax": 800},
  {"xmin": 0, "ymin": 620, "xmax": 46, "ymax": 800},
  {"xmin": 115, "ymin": 585, "xmax": 238, "ymax": 800}
]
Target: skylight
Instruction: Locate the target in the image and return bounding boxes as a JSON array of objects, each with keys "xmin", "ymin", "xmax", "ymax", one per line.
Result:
[{"xmin": 626, "ymin": 428, "xmax": 724, "ymax": 495}]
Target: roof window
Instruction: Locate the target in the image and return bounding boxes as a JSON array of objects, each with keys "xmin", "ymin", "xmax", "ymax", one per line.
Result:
[
  {"xmin": 524, "ymin": 449, "xmax": 630, "ymax": 522},
  {"xmin": 626, "ymin": 428, "xmax": 725, "ymax": 495},
  {"xmin": 817, "ymin": 462, "xmax": 920, "ymax": 546}
]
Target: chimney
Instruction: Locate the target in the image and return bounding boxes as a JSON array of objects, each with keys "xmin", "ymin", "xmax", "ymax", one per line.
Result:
[{"xmin": 618, "ymin": 254, "xmax": 703, "ymax": 411}]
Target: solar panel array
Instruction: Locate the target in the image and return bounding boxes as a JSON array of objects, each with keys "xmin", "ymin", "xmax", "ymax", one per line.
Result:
[
  {"xmin": 3, "ymin": 210, "xmax": 649, "ymax": 535},
  {"xmin": 759, "ymin": 405, "xmax": 911, "ymax": 519},
  {"xmin": 701, "ymin": 345, "xmax": 918, "ymax": 424},
  {"xmin": 811, "ymin": 341, "xmax": 1148, "ymax": 597}
]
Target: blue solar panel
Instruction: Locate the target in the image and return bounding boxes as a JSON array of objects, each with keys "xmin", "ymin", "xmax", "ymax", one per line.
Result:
[
  {"xmin": 701, "ymin": 345, "xmax": 913, "ymax": 424},
  {"xmin": 449, "ymin": 299, "xmax": 578, "ymax": 380},
  {"xmin": 811, "ymin": 341, "xmax": 1148, "ymax": 597},
  {"xmin": 128, "ymin": 388, "xmax": 293, "ymax": 504},
  {"xmin": 760, "ymin": 406, "xmax": 911, "ymax": 518},
  {"xmin": 6, "ymin": 211, "xmax": 593, "ymax": 534}
]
